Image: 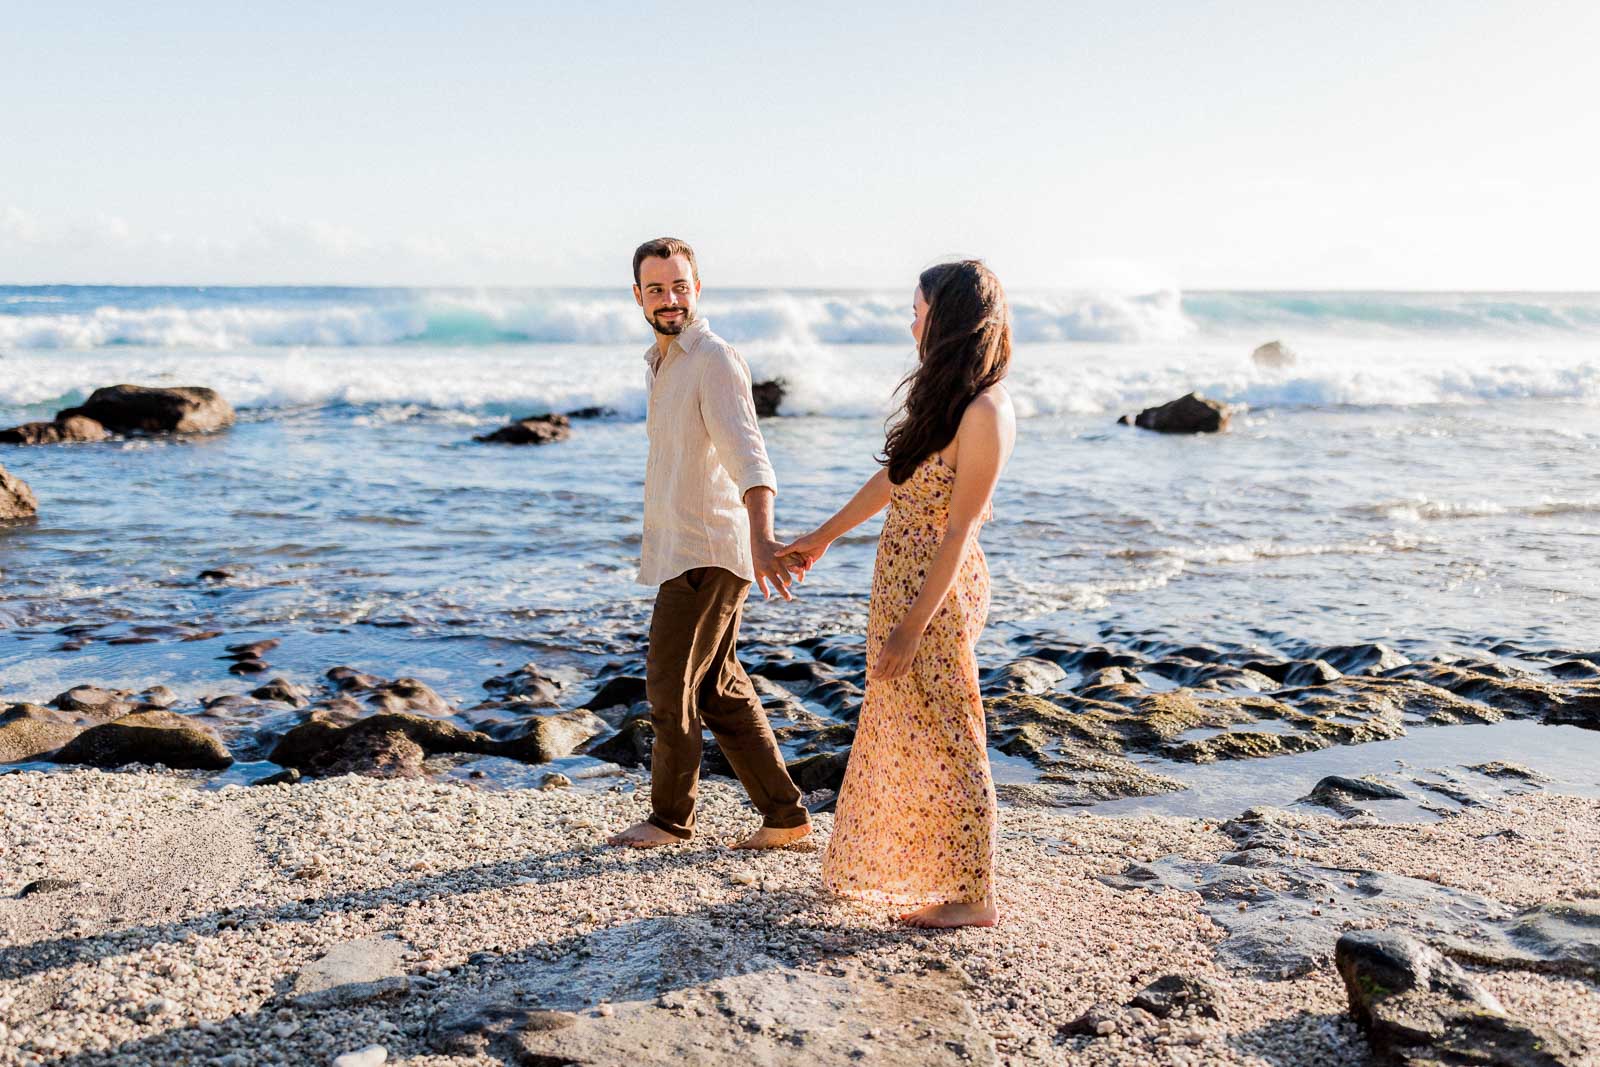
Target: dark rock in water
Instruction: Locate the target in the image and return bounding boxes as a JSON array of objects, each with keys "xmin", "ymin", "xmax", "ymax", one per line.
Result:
[
  {"xmin": 327, "ymin": 665, "xmax": 385, "ymax": 691},
  {"xmin": 981, "ymin": 657, "xmax": 1068, "ymax": 696},
  {"xmin": 58, "ymin": 385, "xmax": 234, "ymax": 435},
  {"xmin": 751, "ymin": 657, "xmax": 834, "ymax": 685},
  {"xmin": 227, "ymin": 658, "xmax": 269, "ymax": 675},
  {"xmin": 581, "ymin": 717, "xmax": 655, "ymax": 768},
  {"xmin": 563, "ymin": 406, "xmax": 614, "ymax": 420},
  {"xmin": 18, "ymin": 878, "xmax": 80, "ymax": 898},
  {"xmin": 137, "ymin": 685, "xmax": 178, "ymax": 708},
  {"xmin": 1544, "ymin": 690, "xmax": 1600, "ymax": 729},
  {"xmin": 1166, "ymin": 729, "xmax": 1330, "ymax": 764},
  {"xmin": 362, "ymin": 677, "xmax": 452, "ymax": 715},
  {"xmin": 1303, "ymin": 774, "xmax": 1410, "ymax": 814},
  {"xmin": 1130, "ymin": 974, "xmax": 1225, "ymax": 1021},
  {"xmin": 700, "ymin": 738, "xmax": 735, "ymax": 779},
  {"xmin": 786, "ymin": 750, "xmax": 851, "ymax": 792},
  {"xmin": 270, "ymin": 711, "xmax": 498, "ymax": 777},
  {"xmin": 0, "ymin": 464, "xmax": 39, "ymax": 520},
  {"xmin": 250, "ymin": 678, "xmax": 310, "ymax": 707},
  {"xmin": 53, "ymin": 710, "xmax": 233, "ymax": 770},
  {"xmin": 0, "ymin": 414, "xmax": 110, "ymax": 445},
  {"xmin": 751, "ymin": 379, "xmax": 785, "ymax": 417},
  {"xmin": 474, "ymin": 413, "xmax": 571, "ymax": 445},
  {"xmin": 1467, "ymin": 761, "xmax": 1549, "ymax": 782},
  {"xmin": 1335, "ymin": 930, "xmax": 1583, "ymax": 1067},
  {"xmin": 1547, "ymin": 659, "xmax": 1600, "ymax": 680},
  {"xmin": 224, "ymin": 638, "xmax": 280, "ymax": 659},
  {"xmin": 500, "ymin": 710, "xmax": 606, "ymax": 763},
  {"xmin": 1251, "ymin": 340, "xmax": 1297, "ymax": 369},
  {"xmin": 1118, "ymin": 393, "xmax": 1229, "ymax": 434},
  {"xmin": 482, "ymin": 662, "xmax": 564, "ymax": 706},
  {"xmin": 49, "ymin": 685, "xmax": 136, "ymax": 721},
  {"xmin": 197, "ymin": 568, "xmax": 232, "ymax": 581},
  {"xmin": 582, "ymin": 675, "xmax": 648, "ymax": 711},
  {"xmin": 251, "ymin": 767, "xmax": 302, "ymax": 787},
  {"xmin": 1316, "ymin": 642, "xmax": 1410, "ymax": 675},
  {"xmin": 0, "ymin": 705, "xmax": 81, "ymax": 762}
]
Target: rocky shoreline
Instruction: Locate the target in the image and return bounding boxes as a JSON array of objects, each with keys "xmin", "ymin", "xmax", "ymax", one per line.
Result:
[{"xmin": 1, "ymin": 767, "xmax": 1596, "ymax": 1066}]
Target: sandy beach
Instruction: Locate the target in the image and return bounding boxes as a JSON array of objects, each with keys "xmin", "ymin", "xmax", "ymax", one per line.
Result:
[{"xmin": 2, "ymin": 766, "xmax": 1596, "ymax": 1066}]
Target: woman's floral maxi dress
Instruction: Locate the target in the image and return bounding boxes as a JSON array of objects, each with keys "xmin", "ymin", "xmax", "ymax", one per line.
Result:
[{"xmin": 822, "ymin": 454, "xmax": 996, "ymax": 906}]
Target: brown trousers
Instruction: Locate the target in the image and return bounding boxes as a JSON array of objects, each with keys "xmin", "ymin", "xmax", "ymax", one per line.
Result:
[{"xmin": 645, "ymin": 566, "xmax": 808, "ymax": 839}]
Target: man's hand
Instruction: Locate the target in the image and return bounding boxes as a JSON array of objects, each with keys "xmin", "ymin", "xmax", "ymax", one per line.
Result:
[
  {"xmin": 753, "ymin": 538, "xmax": 799, "ymax": 601},
  {"xmin": 777, "ymin": 529, "xmax": 831, "ymax": 578}
]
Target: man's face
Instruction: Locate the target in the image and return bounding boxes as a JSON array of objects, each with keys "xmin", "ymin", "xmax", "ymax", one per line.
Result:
[{"xmin": 634, "ymin": 254, "xmax": 700, "ymax": 336}]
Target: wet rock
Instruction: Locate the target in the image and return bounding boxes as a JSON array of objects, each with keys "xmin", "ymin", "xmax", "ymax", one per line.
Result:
[
  {"xmin": 751, "ymin": 378, "xmax": 785, "ymax": 417},
  {"xmin": 981, "ymin": 657, "xmax": 1067, "ymax": 695},
  {"xmin": 482, "ymin": 662, "xmax": 563, "ymax": 706},
  {"xmin": 0, "ymin": 704, "xmax": 81, "ymax": 762},
  {"xmin": 1303, "ymin": 774, "xmax": 1410, "ymax": 814},
  {"xmin": 1336, "ymin": 930, "xmax": 1583, "ymax": 1067},
  {"xmin": 564, "ymin": 405, "xmax": 614, "ymax": 420},
  {"xmin": 1547, "ymin": 659, "xmax": 1600, "ymax": 680},
  {"xmin": 250, "ymin": 677, "xmax": 311, "ymax": 706},
  {"xmin": 786, "ymin": 750, "xmax": 850, "ymax": 792},
  {"xmin": 474, "ymin": 413, "xmax": 571, "ymax": 445},
  {"xmin": 53, "ymin": 710, "xmax": 233, "ymax": 770},
  {"xmin": 1317, "ymin": 642, "xmax": 1410, "ymax": 675},
  {"xmin": 291, "ymin": 937, "xmax": 410, "ymax": 1009},
  {"xmin": 1166, "ymin": 729, "xmax": 1330, "ymax": 764},
  {"xmin": 501, "ymin": 710, "xmax": 607, "ymax": 763},
  {"xmin": 224, "ymin": 638, "xmax": 281, "ymax": 660},
  {"xmin": 197, "ymin": 568, "xmax": 232, "ymax": 581},
  {"xmin": 582, "ymin": 675, "xmax": 648, "ymax": 711},
  {"xmin": 1467, "ymin": 761, "xmax": 1549, "ymax": 782},
  {"xmin": 57, "ymin": 384, "xmax": 234, "ymax": 435},
  {"xmin": 538, "ymin": 772, "xmax": 572, "ymax": 790},
  {"xmin": 1118, "ymin": 392, "xmax": 1229, "ymax": 434},
  {"xmin": 363, "ymin": 677, "xmax": 452, "ymax": 716},
  {"xmin": 227, "ymin": 658, "xmax": 269, "ymax": 675},
  {"xmin": 137, "ymin": 685, "xmax": 178, "ymax": 708},
  {"xmin": 327, "ymin": 665, "xmax": 385, "ymax": 691},
  {"xmin": 49, "ymin": 685, "xmax": 136, "ymax": 721},
  {"xmin": 1544, "ymin": 690, "xmax": 1600, "ymax": 729},
  {"xmin": 0, "ymin": 414, "xmax": 110, "ymax": 445},
  {"xmin": 581, "ymin": 717, "xmax": 655, "ymax": 768},
  {"xmin": 251, "ymin": 767, "xmax": 302, "ymax": 787},
  {"xmin": 0, "ymin": 463, "xmax": 39, "ymax": 520},
  {"xmin": 270, "ymin": 712, "xmax": 497, "ymax": 777},
  {"xmin": 1130, "ymin": 973, "xmax": 1225, "ymax": 1020},
  {"xmin": 752, "ymin": 657, "xmax": 834, "ymax": 685},
  {"xmin": 1251, "ymin": 340, "xmax": 1297, "ymax": 368}
]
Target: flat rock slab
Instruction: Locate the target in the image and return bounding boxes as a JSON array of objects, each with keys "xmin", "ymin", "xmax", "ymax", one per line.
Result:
[
  {"xmin": 291, "ymin": 937, "xmax": 410, "ymax": 1008},
  {"xmin": 514, "ymin": 964, "xmax": 993, "ymax": 1066}
]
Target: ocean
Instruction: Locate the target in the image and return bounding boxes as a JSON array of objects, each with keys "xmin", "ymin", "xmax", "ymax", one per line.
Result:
[{"xmin": 2, "ymin": 285, "xmax": 1598, "ymax": 795}]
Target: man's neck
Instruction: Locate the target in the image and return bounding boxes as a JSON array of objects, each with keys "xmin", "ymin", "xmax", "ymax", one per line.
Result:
[{"xmin": 654, "ymin": 333, "xmax": 675, "ymax": 360}]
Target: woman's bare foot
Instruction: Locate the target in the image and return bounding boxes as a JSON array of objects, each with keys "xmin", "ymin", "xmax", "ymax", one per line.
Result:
[
  {"xmin": 606, "ymin": 820, "xmax": 684, "ymax": 848},
  {"xmin": 732, "ymin": 823, "xmax": 812, "ymax": 850},
  {"xmin": 898, "ymin": 900, "xmax": 998, "ymax": 929}
]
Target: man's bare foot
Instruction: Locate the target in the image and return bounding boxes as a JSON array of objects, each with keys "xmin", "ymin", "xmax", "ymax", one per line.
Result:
[
  {"xmin": 606, "ymin": 821, "xmax": 685, "ymax": 848},
  {"xmin": 731, "ymin": 823, "xmax": 812, "ymax": 850},
  {"xmin": 898, "ymin": 900, "xmax": 998, "ymax": 929}
]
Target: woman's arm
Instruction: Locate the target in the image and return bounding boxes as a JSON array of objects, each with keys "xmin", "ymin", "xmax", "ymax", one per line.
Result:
[
  {"xmin": 873, "ymin": 394, "xmax": 1011, "ymax": 680},
  {"xmin": 778, "ymin": 468, "xmax": 892, "ymax": 570}
]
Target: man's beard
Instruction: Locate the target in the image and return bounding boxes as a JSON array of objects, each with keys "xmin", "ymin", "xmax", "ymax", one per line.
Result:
[{"xmin": 648, "ymin": 308, "xmax": 693, "ymax": 336}]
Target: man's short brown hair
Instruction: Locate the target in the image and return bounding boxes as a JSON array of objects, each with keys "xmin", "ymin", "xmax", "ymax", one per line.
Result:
[{"xmin": 633, "ymin": 237, "xmax": 699, "ymax": 286}]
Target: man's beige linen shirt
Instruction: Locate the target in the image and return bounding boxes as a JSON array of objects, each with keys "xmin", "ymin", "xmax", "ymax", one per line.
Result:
[{"xmin": 637, "ymin": 317, "xmax": 777, "ymax": 587}]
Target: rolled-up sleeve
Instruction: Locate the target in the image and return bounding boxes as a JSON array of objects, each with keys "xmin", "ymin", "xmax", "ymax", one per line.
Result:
[{"xmin": 699, "ymin": 346, "xmax": 777, "ymax": 498}]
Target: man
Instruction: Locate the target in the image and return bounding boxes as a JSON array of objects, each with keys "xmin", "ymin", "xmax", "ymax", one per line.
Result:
[{"xmin": 606, "ymin": 237, "xmax": 812, "ymax": 850}]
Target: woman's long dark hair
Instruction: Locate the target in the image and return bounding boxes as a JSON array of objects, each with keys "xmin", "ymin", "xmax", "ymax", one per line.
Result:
[{"xmin": 880, "ymin": 260, "xmax": 1011, "ymax": 484}]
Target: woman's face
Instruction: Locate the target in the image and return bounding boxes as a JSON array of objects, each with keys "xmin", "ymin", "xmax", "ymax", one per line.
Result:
[{"xmin": 910, "ymin": 287, "xmax": 929, "ymax": 350}]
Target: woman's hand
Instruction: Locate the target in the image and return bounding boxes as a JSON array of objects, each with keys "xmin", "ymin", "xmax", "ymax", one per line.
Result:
[
  {"xmin": 871, "ymin": 621, "xmax": 924, "ymax": 680},
  {"xmin": 777, "ymin": 528, "xmax": 832, "ymax": 578}
]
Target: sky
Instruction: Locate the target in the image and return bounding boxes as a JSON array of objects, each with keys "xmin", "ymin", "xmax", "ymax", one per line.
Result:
[{"xmin": 3, "ymin": 1, "xmax": 1597, "ymax": 289}]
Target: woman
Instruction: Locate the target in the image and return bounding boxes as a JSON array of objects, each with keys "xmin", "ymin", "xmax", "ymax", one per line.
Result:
[{"xmin": 781, "ymin": 260, "xmax": 1015, "ymax": 928}]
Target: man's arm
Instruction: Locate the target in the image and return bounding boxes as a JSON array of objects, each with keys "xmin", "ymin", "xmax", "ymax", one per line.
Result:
[{"xmin": 743, "ymin": 485, "xmax": 795, "ymax": 601}]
